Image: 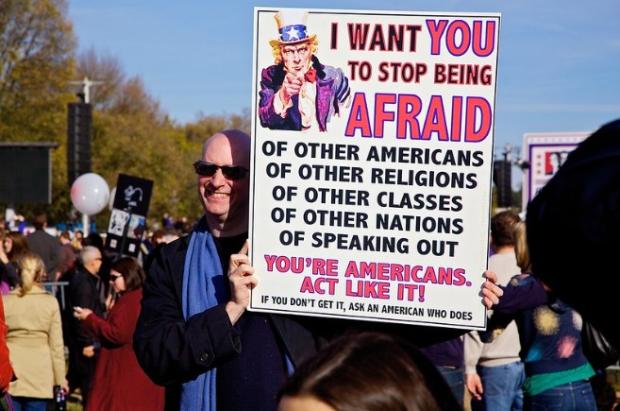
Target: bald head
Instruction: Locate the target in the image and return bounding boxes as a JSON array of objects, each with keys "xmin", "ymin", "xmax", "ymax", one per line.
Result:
[
  {"xmin": 202, "ymin": 130, "xmax": 251, "ymax": 169},
  {"xmin": 198, "ymin": 129, "xmax": 251, "ymax": 237}
]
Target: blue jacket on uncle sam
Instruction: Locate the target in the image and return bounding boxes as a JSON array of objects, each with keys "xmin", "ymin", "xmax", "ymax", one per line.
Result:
[{"xmin": 258, "ymin": 56, "xmax": 351, "ymax": 132}]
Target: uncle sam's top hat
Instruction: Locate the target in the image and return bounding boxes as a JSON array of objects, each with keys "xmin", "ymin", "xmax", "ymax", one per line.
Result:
[{"xmin": 269, "ymin": 10, "xmax": 317, "ymax": 47}]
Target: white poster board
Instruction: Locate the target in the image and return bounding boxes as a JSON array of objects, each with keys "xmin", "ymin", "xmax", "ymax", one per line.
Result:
[
  {"xmin": 249, "ymin": 8, "xmax": 500, "ymax": 330},
  {"xmin": 522, "ymin": 132, "xmax": 589, "ymax": 210}
]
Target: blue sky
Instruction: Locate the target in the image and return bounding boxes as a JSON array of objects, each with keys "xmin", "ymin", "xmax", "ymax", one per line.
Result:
[{"xmin": 69, "ymin": 0, "xmax": 620, "ymax": 156}]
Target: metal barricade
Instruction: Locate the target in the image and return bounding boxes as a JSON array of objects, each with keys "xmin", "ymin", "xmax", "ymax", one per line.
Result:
[{"xmin": 42, "ymin": 281, "xmax": 70, "ymax": 311}]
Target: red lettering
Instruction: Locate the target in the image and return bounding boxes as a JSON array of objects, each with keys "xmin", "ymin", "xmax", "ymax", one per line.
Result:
[
  {"xmin": 465, "ymin": 97, "xmax": 491, "ymax": 142},
  {"xmin": 396, "ymin": 94, "xmax": 422, "ymax": 139},
  {"xmin": 451, "ymin": 96, "xmax": 463, "ymax": 141},
  {"xmin": 472, "ymin": 20, "xmax": 496, "ymax": 57},
  {"xmin": 446, "ymin": 20, "xmax": 470, "ymax": 56},
  {"xmin": 423, "ymin": 266, "xmax": 438, "ymax": 284},
  {"xmin": 422, "ymin": 96, "xmax": 449, "ymax": 141},
  {"xmin": 345, "ymin": 93, "xmax": 373, "ymax": 137},
  {"xmin": 426, "ymin": 19, "xmax": 448, "ymax": 55},
  {"xmin": 374, "ymin": 94, "xmax": 396, "ymax": 138}
]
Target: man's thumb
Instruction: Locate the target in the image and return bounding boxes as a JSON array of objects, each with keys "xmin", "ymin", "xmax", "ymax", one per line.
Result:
[{"xmin": 239, "ymin": 240, "xmax": 249, "ymax": 255}]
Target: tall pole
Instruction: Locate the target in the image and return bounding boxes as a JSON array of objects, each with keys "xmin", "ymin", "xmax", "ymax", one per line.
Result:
[
  {"xmin": 503, "ymin": 143, "xmax": 512, "ymax": 163},
  {"xmin": 70, "ymin": 77, "xmax": 102, "ymax": 237}
]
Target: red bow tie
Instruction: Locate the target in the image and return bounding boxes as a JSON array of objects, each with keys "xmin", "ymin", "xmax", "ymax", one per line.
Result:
[{"xmin": 304, "ymin": 68, "xmax": 317, "ymax": 83}]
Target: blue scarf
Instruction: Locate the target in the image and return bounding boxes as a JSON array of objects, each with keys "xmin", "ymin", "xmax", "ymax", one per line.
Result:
[{"xmin": 180, "ymin": 219, "xmax": 227, "ymax": 411}]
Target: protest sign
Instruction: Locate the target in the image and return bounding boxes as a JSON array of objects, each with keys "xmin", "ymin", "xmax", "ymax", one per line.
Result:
[
  {"xmin": 522, "ymin": 132, "xmax": 589, "ymax": 210},
  {"xmin": 105, "ymin": 174, "xmax": 153, "ymax": 257},
  {"xmin": 249, "ymin": 8, "xmax": 500, "ymax": 329}
]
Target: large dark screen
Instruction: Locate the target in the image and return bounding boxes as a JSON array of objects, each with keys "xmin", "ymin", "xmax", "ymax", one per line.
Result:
[{"xmin": 0, "ymin": 145, "xmax": 52, "ymax": 204}]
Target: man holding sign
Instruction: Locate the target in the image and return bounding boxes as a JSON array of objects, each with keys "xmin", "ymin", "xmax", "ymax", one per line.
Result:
[
  {"xmin": 134, "ymin": 130, "xmax": 320, "ymax": 411},
  {"xmin": 133, "ymin": 128, "xmax": 504, "ymax": 411}
]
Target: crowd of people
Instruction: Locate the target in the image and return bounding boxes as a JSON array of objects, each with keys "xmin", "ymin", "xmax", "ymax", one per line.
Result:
[
  {"xmin": 0, "ymin": 121, "xmax": 617, "ymax": 410},
  {"xmin": 2, "ymin": 3, "xmax": 620, "ymax": 410},
  {"xmin": 0, "ymin": 218, "xmax": 183, "ymax": 410},
  {"xmin": 0, "ymin": 16, "xmax": 619, "ymax": 408}
]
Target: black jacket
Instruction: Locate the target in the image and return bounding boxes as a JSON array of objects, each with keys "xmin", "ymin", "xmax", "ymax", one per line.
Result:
[
  {"xmin": 26, "ymin": 229, "xmax": 61, "ymax": 275},
  {"xmin": 133, "ymin": 235, "xmax": 321, "ymax": 410},
  {"xmin": 68, "ymin": 266, "xmax": 105, "ymax": 348}
]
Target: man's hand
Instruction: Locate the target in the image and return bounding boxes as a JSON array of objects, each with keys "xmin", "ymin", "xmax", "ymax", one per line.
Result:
[
  {"xmin": 466, "ymin": 373, "xmax": 484, "ymax": 400},
  {"xmin": 279, "ymin": 72, "xmax": 304, "ymax": 104},
  {"xmin": 225, "ymin": 241, "xmax": 257, "ymax": 325},
  {"xmin": 82, "ymin": 345, "xmax": 95, "ymax": 358},
  {"xmin": 481, "ymin": 271, "xmax": 503, "ymax": 308}
]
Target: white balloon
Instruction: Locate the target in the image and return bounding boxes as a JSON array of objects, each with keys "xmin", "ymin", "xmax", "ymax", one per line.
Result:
[{"xmin": 71, "ymin": 173, "xmax": 110, "ymax": 216}]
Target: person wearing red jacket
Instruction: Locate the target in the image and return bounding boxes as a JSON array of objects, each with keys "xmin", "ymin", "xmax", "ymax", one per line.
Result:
[
  {"xmin": 73, "ymin": 257, "xmax": 163, "ymax": 411},
  {"xmin": 0, "ymin": 296, "xmax": 14, "ymax": 395}
]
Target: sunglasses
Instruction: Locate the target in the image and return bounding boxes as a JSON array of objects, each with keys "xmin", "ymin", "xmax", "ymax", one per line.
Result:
[
  {"xmin": 110, "ymin": 274, "xmax": 123, "ymax": 281},
  {"xmin": 193, "ymin": 161, "xmax": 249, "ymax": 180}
]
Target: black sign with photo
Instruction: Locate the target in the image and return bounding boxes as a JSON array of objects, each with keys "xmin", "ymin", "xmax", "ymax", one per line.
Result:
[
  {"xmin": 112, "ymin": 174, "xmax": 153, "ymax": 215},
  {"xmin": 106, "ymin": 174, "xmax": 153, "ymax": 257}
]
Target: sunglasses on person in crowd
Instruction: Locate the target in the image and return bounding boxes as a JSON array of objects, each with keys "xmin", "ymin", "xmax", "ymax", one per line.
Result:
[
  {"xmin": 193, "ymin": 161, "xmax": 249, "ymax": 180},
  {"xmin": 110, "ymin": 273, "xmax": 123, "ymax": 281}
]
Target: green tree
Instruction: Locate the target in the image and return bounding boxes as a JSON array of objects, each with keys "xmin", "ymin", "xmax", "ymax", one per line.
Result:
[
  {"xmin": 185, "ymin": 109, "xmax": 251, "ymax": 143},
  {"xmin": 75, "ymin": 47, "xmax": 125, "ymax": 111},
  {"xmin": 0, "ymin": 2, "xmax": 254, "ymax": 229},
  {"xmin": 91, "ymin": 76, "xmax": 203, "ymax": 227},
  {"xmin": 0, "ymin": 0, "xmax": 75, "ymax": 220}
]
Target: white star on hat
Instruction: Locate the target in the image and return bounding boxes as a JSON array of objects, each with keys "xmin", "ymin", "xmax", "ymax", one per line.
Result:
[{"xmin": 288, "ymin": 27, "xmax": 300, "ymax": 40}]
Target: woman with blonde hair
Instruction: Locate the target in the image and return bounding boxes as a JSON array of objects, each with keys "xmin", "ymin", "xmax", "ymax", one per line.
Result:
[
  {"xmin": 513, "ymin": 222, "xmax": 531, "ymax": 273},
  {"xmin": 3, "ymin": 253, "xmax": 67, "ymax": 411}
]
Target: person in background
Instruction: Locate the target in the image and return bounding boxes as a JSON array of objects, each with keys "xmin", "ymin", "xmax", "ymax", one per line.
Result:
[
  {"xmin": 465, "ymin": 210, "xmax": 524, "ymax": 410},
  {"xmin": 67, "ymin": 246, "xmax": 105, "ymax": 407},
  {"xmin": 1, "ymin": 232, "xmax": 30, "ymax": 292},
  {"xmin": 141, "ymin": 229, "xmax": 167, "ymax": 273},
  {"xmin": 416, "ymin": 337, "xmax": 466, "ymax": 406},
  {"xmin": 489, "ymin": 222, "xmax": 596, "ymax": 411},
  {"xmin": 525, "ymin": 118, "xmax": 620, "ymax": 349},
  {"xmin": 279, "ymin": 332, "xmax": 459, "ymax": 411},
  {"xmin": 57, "ymin": 231, "xmax": 77, "ymax": 281},
  {"xmin": 161, "ymin": 213, "xmax": 174, "ymax": 230},
  {"xmin": 4, "ymin": 232, "xmax": 30, "ymax": 264},
  {"xmin": 0, "ymin": 230, "xmax": 18, "ymax": 293},
  {"xmin": 73, "ymin": 257, "xmax": 164, "ymax": 411},
  {"xmin": 83, "ymin": 232, "xmax": 111, "ymax": 287},
  {"xmin": 71, "ymin": 230, "xmax": 84, "ymax": 251},
  {"xmin": 149, "ymin": 229, "xmax": 165, "ymax": 250},
  {"xmin": 0, "ymin": 296, "xmax": 15, "ymax": 406},
  {"xmin": 15, "ymin": 216, "xmax": 27, "ymax": 235},
  {"xmin": 3, "ymin": 253, "xmax": 67, "ymax": 411},
  {"xmin": 26, "ymin": 213, "xmax": 61, "ymax": 280}
]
